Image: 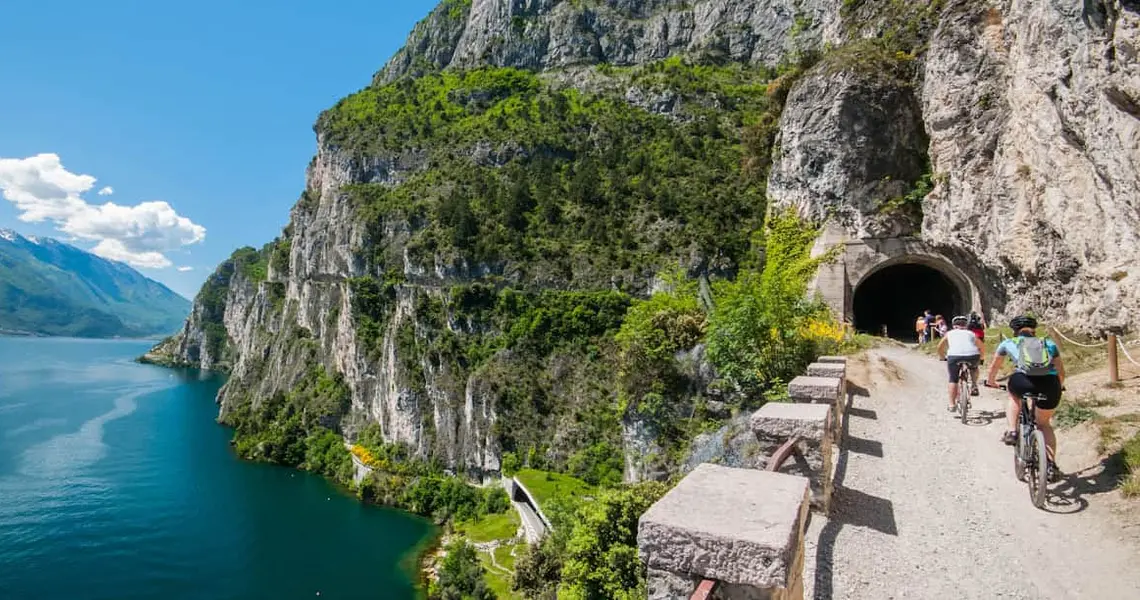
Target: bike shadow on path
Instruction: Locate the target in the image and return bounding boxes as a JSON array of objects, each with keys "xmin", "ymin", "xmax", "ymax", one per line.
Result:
[
  {"xmin": 963, "ymin": 409, "xmax": 1005, "ymax": 427},
  {"xmin": 813, "ymin": 389, "xmax": 898, "ymax": 600},
  {"xmin": 1042, "ymin": 452, "xmax": 1129, "ymax": 515}
]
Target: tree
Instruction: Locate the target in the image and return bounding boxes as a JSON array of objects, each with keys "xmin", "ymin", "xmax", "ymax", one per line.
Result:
[
  {"xmin": 512, "ymin": 535, "xmax": 563, "ymax": 599},
  {"xmin": 558, "ymin": 482, "xmax": 669, "ymax": 600},
  {"xmin": 432, "ymin": 541, "xmax": 494, "ymax": 600}
]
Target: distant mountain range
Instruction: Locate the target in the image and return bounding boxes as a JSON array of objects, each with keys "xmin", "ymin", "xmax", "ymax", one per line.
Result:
[{"xmin": 0, "ymin": 229, "xmax": 190, "ymax": 338}]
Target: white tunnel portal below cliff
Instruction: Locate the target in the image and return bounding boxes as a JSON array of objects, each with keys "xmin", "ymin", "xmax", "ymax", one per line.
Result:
[{"xmin": 852, "ymin": 262, "xmax": 968, "ymax": 339}]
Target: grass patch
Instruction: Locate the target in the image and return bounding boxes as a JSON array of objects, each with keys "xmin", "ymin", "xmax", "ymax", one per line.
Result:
[
  {"xmin": 1123, "ymin": 433, "xmax": 1140, "ymax": 498},
  {"xmin": 455, "ymin": 510, "xmax": 520, "ymax": 543},
  {"xmin": 1055, "ymin": 395, "xmax": 1103, "ymax": 429},
  {"xmin": 477, "ymin": 552, "xmax": 518, "ymax": 598},
  {"xmin": 1097, "ymin": 419, "xmax": 1123, "ymax": 455},
  {"xmin": 495, "ymin": 543, "xmax": 521, "ymax": 571},
  {"xmin": 838, "ymin": 333, "xmax": 879, "ymax": 354},
  {"xmin": 1122, "ymin": 475, "xmax": 1140, "ymax": 498},
  {"xmin": 515, "ymin": 469, "xmax": 594, "ymax": 508}
]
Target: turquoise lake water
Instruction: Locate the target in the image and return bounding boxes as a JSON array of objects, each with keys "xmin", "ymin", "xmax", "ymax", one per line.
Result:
[{"xmin": 0, "ymin": 337, "xmax": 434, "ymax": 600}]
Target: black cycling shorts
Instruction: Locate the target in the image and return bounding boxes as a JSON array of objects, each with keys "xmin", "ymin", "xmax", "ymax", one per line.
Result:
[
  {"xmin": 947, "ymin": 356, "xmax": 980, "ymax": 383},
  {"xmin": 1007, "ymin": 372, "xmax": 1062, "ymax": 410}
]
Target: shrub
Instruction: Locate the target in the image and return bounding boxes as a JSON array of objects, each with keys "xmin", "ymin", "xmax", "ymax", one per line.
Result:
[{"xmin": 706, "ymin": 211, "xmax": 837, "ymax": 399}]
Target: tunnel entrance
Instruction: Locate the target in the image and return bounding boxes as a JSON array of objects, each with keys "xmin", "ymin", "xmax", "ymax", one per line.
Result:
[{"xmin": 853, "ymin": 262, "xmax": 966, "ymax": 339}]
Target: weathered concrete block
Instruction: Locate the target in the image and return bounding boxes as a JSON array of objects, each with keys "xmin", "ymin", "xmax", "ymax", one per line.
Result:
[
  {"xmin": 638, "ymin": 464, "xmax": 810, "ymax": 591},
  {"xmin": 805, "ymin": 362, "xmax": 846, "ymax": 381},
  {"xmin": 750, "ymin": 402, "xmax": 831, "ymax": 443},
  {"xmin": 787, "ymin": 376, "xmax": 841, "ymax": 404},
  {"xmin": 750, "ymin": 403, "xmax": 834, "ymax": 514},
  {"xmin": 815, "ymin": 355, "xmax": 847, "ymax": 365},
  {"xmin": 787, "ymin": 376, "xmax": 844, "ymax": 445},
  {"xmin": 803, "ymin": 364, "xmax": 847, "ymax": 444}
]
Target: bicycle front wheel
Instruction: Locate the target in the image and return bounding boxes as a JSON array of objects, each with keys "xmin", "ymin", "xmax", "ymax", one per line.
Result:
[{"xmin": 1028, "ymin": 429, "xmax": 1049, "ymax": 508}]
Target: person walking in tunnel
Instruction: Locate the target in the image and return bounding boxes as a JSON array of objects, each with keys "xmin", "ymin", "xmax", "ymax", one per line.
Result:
[
  {"xmin": 915, "ymin": 315, "xmax": 927, "ymax": 343},
  {"xmin": 938, "ymin": 316, "xmax": 984, "ymax": 412},
  {"xmin": 933, "ymin": 315, "xmax": 948, "ymax": 339},
  {"xmin": 923, "ymin": 309, "xmax": 935, "ymax": 342},
  {"xmin": 985, "ymin": 315, "xmax": 1066, "ymax": 482}
]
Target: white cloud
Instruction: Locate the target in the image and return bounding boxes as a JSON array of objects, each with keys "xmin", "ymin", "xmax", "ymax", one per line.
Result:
[
  {"xmin": 98, "ymin": 186, "xmax": 113, "ymax": 196},
  {"xmin": 177, "ymin": 266, "xmax": 194, "ymax": 272},
  {"xmin": 0, "ymin": 153, "xmax": 205, "ymax": 269}
]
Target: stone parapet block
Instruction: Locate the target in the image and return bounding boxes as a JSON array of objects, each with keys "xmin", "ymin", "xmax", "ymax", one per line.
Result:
[
  {"xmin": 804, "ymin": 363, "xmax": 847, "ymax": 442},
  {"xmin": 815, "ymin": 355, "xmax": 847, "ymax": 365},
  {"xmin": 750, "ymin": 403, "xmax": 834, "ymax": 514},
  {"xmin": 638, "ymin": 464, "xmax": 810, "ymax": 594},
  {"xmin": 787, "ymin": 376, "xmax": 843, "ymax": 445},
  {"xmin": 805, "ymin": 362, "xmax": 846, "ymax": 381},
  {"xmin": 750, "ymin": 402, "xmax": 831, "ymax": 443},
  {"xmin": 787, "ymin": 376, "xmax": 842, "ymax": 404}
]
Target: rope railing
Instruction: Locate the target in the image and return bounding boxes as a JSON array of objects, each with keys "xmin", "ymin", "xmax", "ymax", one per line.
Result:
[
  {"xmin": 1119, "ymin": 337, "xmax": 1140, "ymax": 367},
  {"xmin": 1049, "ymin": 327, "xmax": 1108, "ymax": 348}
]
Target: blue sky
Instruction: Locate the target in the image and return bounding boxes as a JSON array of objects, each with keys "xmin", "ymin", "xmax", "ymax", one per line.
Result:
[{"xmin": 0, "ymin": 0, "xmax": 438, "ymax": 298}]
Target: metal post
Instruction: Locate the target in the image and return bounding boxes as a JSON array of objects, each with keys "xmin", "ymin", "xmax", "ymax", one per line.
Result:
[{"xmin": 1108, "ymin": 333, "xmax": 1120, "ymax": 384}]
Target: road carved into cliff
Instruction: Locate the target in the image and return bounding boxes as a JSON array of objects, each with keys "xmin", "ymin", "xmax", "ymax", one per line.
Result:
[{"xmin": 804, "ymin": 346, "xmax": 1140, "ymax": 599}]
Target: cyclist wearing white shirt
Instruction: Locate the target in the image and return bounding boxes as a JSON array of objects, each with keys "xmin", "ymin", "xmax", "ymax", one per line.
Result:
[{"xmin": 937, "ymin": 316, "xmax": 985, "ymax": 412}]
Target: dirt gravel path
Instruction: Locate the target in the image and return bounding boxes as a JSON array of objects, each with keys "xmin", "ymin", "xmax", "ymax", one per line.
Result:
[{"xmin": 804, "ymin": 346, "xmax": 1140, "ymax": 599}]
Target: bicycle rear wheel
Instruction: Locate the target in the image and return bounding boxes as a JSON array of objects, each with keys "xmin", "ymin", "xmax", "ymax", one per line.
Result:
[
  {"xmin": 1028, "ymin": 429, "xmax": 1049, "ymax": 508},
  {"xmin": 959, "ymin": 368, "xmax": 971, "ymax": 424}
]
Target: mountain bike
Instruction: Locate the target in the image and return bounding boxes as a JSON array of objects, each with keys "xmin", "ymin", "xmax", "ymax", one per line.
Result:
[
  {"xmin": 940, "ymin": 357, "xmax": 981, "ymax": 424},
  {"xmin": 985, "ymin": 383, "xmax": 1049, "ymax": 508},
  {"xmin": 954, "ymin": 360, "xmax": 975, "ymax": 424}
]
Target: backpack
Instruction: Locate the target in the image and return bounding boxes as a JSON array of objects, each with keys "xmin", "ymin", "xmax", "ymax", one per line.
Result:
[{"xmin": 1013, "ymin": 336, "xmax": 1053, "ymax": 376}]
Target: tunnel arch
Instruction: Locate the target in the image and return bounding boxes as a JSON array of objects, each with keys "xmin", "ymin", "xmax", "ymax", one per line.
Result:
[{"xmin": 851, "ymin": 256, "xmax": 973, "ymax": 339}]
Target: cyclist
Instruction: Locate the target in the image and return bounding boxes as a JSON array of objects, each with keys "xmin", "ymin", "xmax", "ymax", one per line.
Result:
[
  {"xmin": 937, "ymin": 315, "xmax": 984, "ymax": 412},
  {"xmin": 985, "ymin": 315, "xmax": 1066, "ymax": 482},
  {"xmin": 967, "ymin": 311, "xmax": 986, "ymax": 341}
]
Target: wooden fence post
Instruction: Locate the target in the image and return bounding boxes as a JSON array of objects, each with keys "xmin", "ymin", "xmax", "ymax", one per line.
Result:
[{"xmin": 1108, "ymin": 333, "xmax": 1120, "ymax": 384}]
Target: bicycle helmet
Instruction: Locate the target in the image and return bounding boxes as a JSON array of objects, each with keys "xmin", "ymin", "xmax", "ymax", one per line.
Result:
[
  {"xmin": 952, "ymin": 315, "xmax": 969, "ymax": 326},
  {"xmin": 1009, "ymin": 315, "xmax": 1037, "ymax": 331}
]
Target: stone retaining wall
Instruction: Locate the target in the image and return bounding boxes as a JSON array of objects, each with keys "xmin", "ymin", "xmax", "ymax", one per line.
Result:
[{"xmin": 638, "ymin": 356, "xmax": 850, "ymax": 599}]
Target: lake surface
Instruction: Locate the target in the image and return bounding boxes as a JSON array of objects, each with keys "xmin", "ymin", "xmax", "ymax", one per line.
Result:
[{"xmin": 0, "ymin": 337, "xmax": 434, "ymax": 600}]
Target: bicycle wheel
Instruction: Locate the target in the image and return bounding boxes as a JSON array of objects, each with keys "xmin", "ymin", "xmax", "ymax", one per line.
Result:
[
  {"xmin": 959, "ymin": 368, "xmax": 970, "ymax": 424},
  {"xmin": 1028, "ymin": 429, "xmax": 1049, "ymax": 508}
]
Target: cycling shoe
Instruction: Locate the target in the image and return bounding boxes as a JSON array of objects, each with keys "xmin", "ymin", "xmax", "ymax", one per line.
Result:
[{"xmin": 1002, "ymin": 431, "xmax": 1017, "ymax": 446}]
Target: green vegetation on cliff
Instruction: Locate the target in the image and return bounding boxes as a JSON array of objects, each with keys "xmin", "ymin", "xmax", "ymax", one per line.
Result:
[{"xmin": 322, "ymin": 62, "xmax": 777, "ymax": 284}]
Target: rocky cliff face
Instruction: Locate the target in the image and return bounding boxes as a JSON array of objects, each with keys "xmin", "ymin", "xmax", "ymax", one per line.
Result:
[
  {"xmin": 767, "ymin": 0, "xmax": 1140, "ymax": 331},
  {"xmin": 379, "ymin": 0, "xmax": 843, "ymax": 82},
  {"xmin": 153, "ymin": 0, "xmax": 1140, "ymax": 479},
  {"xmin": 921, "ymin": 0, "xmax": 1140, "ymax": 331}
]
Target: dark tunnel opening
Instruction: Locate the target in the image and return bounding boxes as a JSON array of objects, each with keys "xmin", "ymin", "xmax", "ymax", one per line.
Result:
[{"xmin": 853, "ymin": 263, "xmax": 965, "ymax": 340}]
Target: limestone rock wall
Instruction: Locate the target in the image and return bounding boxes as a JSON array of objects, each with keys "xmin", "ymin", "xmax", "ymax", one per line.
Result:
[
  {"xmin": 921, "ymin": 0, "xmax": 1140, "ymax": 331},
  {"xmin": 770, "ymin": 0, "xmax": 1140, "ymax": 332},
  {"xmin": 379, "ymin": 0, "xmax": 845, "ymax": 82}
]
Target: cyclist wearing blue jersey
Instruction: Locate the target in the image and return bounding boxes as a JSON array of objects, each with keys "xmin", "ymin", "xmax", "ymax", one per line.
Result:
[{"xmin": 985, "ymin": 315, "xmax": 1066, "ymax": 481}]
